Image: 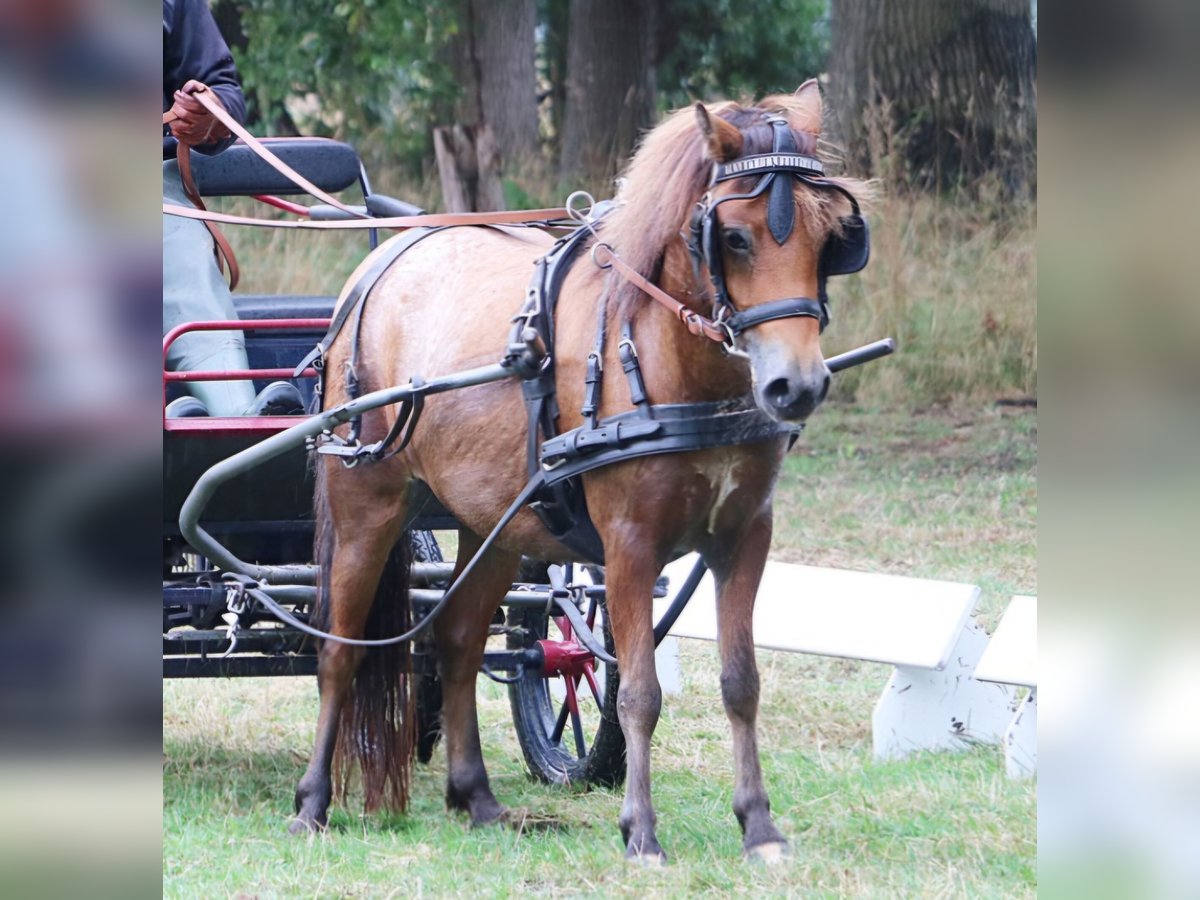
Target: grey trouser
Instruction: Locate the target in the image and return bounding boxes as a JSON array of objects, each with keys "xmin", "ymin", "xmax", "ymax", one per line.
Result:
[{"xmin": 163, "ymin": 159, "xmax": 255, "ymax": 416}]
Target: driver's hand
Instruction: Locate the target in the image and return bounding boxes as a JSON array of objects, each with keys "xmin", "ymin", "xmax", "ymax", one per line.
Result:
[{"xmin": 167, "ymin": 80, "xmax": 231, "ymax": 146}]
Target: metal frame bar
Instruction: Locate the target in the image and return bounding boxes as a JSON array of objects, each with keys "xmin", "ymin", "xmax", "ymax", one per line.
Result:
[
  {"xmin": 162, "ymin": 317, "xmax": 331, "ymax": 413},
  {"xmin": 177, "ymin": 361, "xmax": 517, "ymax": 585}
]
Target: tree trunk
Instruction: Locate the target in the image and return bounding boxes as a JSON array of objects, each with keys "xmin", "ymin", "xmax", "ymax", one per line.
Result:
[
  {"xmin": 474, "ymin": 0, "xmax": 540, "ymax": 168},
  {"xmin": 433, "ymin": 0, "xmax": 539, "ymax": 209},
  {"xmin": 560, "ymin": 0, "xmax": 659, "ymax": 188},
  {"xmin": 433, "ymin": 124, "xmax": 504, "ymax": 213},
  {"xmin": 828, "ymin": 0, "xmax": 1036, "ymax": 194}
]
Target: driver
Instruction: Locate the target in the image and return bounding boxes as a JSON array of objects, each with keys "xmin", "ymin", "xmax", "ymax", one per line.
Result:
[{"xmin": 163, "ymin": 0, "xmax": 303, "ymax": 417}]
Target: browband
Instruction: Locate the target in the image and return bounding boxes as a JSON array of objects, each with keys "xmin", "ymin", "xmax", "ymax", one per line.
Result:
[{"xmin": 712, "ymin": 152, "xmax": 825, "ymax": 184}]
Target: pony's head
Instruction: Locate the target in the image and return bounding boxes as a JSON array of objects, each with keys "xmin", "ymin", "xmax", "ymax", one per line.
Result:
[{"xmin": 608, "ymin": 81, "xmax": 869, "ymax": 423}]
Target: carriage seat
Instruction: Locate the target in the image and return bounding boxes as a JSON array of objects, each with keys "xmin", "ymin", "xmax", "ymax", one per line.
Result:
[
  {"xmin": 232, "ymin": 294, "xmax": 335, "ymax": 321},
  {"xmin": 185, "ymin": 137, "xmax": 362, "ymax": 197}
]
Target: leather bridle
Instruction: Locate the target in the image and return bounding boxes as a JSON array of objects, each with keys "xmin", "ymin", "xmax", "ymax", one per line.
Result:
[
  {"xmin": 686, "ymin": 115, "xmax": 870, "ymax": 338},
  {"xmin": 595, "ymin": 113, "xmax": 869, "ymax": 350}
]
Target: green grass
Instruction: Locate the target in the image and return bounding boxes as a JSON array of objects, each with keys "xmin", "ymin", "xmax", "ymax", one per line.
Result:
[{"xmin": 163, "ymin": 405, "xmax": 1036, "ymax": 897}]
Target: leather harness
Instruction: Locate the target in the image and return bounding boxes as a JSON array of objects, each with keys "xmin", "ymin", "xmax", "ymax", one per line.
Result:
[
  {"xmin": 297, "ymin": 114, "xmax": 870, "ymax": 564},
  {"xmin": 168, "ymin": 86, "xmax": 867, "ymax": 567}
]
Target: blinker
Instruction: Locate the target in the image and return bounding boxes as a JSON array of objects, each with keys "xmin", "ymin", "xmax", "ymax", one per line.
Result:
[{"xmin": 821, "ymin": 213, "xmax": 870, "ymax": 277}]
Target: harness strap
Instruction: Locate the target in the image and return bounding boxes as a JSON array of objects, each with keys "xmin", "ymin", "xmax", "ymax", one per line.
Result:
[
  {"xmin": 164, "ymin": 106, "xmax": 241, "ymax": 290},
  {"xmin": 168, "ymin": 85, "xmax": 571, "ymax": 228},
  {"xmin": 540, "ymin": 401, "xmax": 798, "ymax": 485},
  {"xmin": 162, "ymin": 202, "xmax": 574, "ymax": 232},
  {"xmin": 507, "ymin": 215, "xmax": 610, "ymax": 564},
  {"xmin": 294, "ymin": 226, "xmax": 446, "ymax": 376},
  {"xmin": 724, "ymin": 296, "xmax": 826, "ymax": 336},
  {"xmin": 618, "ymin": 320, "xmax": 649, "ymax": 409},
  {"xmin": 240, "ymin": 470, "xmax": 549, "ymax": 648},
  {"xmin": 580, "ymin": 292, "xmax": 609, "ymax": 428},
  {"xmin": 172, "ymin": 83, "xmax": 367, "ymax": 217},
  {"xmin": 592, "ymin": 243, "xmax": 730, "ymax": 344},
  {"xmin": 365, "ymin": 377, "xmax": 427, "ymax": 462}
]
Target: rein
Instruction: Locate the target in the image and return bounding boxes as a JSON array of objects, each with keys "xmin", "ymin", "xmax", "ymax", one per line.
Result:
[
  {"xmin": 591, "ymin": 243, "xmax": 730, "ymax": 344},
  {"xmin": 162, "ymin": 82, "xmax": 570, "ymax": 233},
  {"xmin": 164, "ymin": 92, "xmax": 242, "ymax": 288},
  {"xmin": 160, "ymin": 202, "xmax": 574, "ymax": 231}
]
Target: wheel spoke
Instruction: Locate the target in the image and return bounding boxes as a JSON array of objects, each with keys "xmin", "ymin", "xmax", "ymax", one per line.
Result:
[
  {"xmin": 564, "ymin": 675, "xmax": 587, "ymax": 758},
  {"xmin": 550, "ymin": 692, "xmax": 570, "ymax": 744},
  {"xmin": 582, "ymin": 660, "xmax": 602, "ymax": 707}
]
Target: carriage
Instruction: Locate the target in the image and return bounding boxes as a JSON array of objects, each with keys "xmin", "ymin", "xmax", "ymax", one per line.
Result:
[{"xmin": 163, "ymin": 82, "xmax": 893, "ymax": 862}]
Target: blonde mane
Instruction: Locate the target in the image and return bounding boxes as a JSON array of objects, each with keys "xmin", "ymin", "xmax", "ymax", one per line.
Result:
[{"xmin": 601, "ymin": 95, "xmax": 871, "ymax": 311}]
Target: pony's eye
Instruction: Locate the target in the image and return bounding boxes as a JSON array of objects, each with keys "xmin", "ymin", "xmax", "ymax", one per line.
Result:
[{"xmin": 723, "ymin": 229, "xmax": 751, "ymax": 253}]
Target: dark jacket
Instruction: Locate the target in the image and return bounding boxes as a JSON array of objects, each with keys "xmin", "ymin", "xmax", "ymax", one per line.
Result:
[{"xmin": 163, "ymin": 0, "xmax": 246, "ymax": 159}]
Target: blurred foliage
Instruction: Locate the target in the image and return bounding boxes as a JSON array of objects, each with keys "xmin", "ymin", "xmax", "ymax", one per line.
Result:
[
  {"xmin": 657, "ymin": 0, "xmax": 830, "ymax": 107},
  {"xmin": 218, "ymin": 0, "xmax": 831, "ymax": 175},
  {"xmin": 228, "ymin": 0, "xmax": 461, "ymax": 166}
]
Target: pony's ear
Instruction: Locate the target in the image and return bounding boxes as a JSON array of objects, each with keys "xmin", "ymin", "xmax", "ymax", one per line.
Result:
[
  {"xmin": 790, "ymin": 79, "xmax": 823, "ymax": 135},
  {"xmin": 695, "ymin": 103, "xmax": 743, "ymax": 162},
  {"xmin": 761, "ymin": 80, "xmax": 823, "ymax": 136}
]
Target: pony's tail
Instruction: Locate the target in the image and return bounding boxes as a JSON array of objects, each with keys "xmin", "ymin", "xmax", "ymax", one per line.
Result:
[{"xmin": 312, "ymin": 465, "xmax": 417, "ymax": 814}]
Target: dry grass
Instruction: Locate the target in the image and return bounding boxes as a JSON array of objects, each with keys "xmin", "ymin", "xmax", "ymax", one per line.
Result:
[{"xmin": 828, "ymin": 191, "xmax": 1036, "ymax": 408}]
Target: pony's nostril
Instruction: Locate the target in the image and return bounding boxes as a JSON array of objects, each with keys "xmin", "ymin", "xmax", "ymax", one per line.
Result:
[
  {"xmin": 764, "ymin": 377, "xmax": 794, "ymax": 408},
  {"xmin": 818, "ymin": 372, "xmax": 831, "ymax": 403}
]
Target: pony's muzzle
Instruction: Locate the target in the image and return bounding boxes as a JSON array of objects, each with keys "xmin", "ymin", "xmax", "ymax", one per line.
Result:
[{"xmin": 761, "ymin": 367, "xmax": 830, "ymax": 421}]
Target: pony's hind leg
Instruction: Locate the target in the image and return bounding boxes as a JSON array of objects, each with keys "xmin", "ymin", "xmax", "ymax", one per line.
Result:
[
  {"xmin": 290, "ymin": 472, "xmax": 408, "ymax": 834},
  {"xmin": 604, "ymin": 536, "xmax": 667, "ymax": 864},
  {"xmin": 708, "ymin": 512, "xmax": 788, "ymax": 861},
  {"xmin": 435, "ymin": 530, "xmax": 520, "ymax": 826}
]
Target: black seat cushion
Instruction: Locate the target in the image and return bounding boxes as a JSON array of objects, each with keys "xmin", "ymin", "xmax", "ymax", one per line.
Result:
[
  {"xmin": 233, "ymin": 294, "xmax": 336, "ymax": 320},
  {"xmin": 186, "ymin": 138, "xmax": 361, "ymax": 197}
]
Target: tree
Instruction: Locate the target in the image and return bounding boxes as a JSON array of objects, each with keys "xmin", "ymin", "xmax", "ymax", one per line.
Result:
[
  {"xmin": 828, "ymin": 0, "xmax": 1036, "ymax": 194},
  {"xmin": 559, "ymin": 0, "xmax": 659, "ymax": 187},
  {"xmin": 230, "ymin": 0, "xmax": 460, "ymax": 170},
  {"xmin": 656, "ymin": 0, "xmax": 829, "ymax": 110},
  {"xmin": 433, "ymin": 0, "xmax": 540, "ymax": 210}
]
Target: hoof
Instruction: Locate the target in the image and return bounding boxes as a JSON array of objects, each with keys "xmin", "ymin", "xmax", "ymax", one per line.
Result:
[
  {"xmin": 625, "ymin": 850, "xmax": 668, "ymax": 868},
  {"xmin": 287, "ymin": 815, "xmax": 325, "ymax": 836},
  {"xmin": 467, "ymin": 802, "xmax": 508, "ymax": 829},
  {"xmin": 746, "ymin": 841, "xmax": 790, "ymax": 865}
]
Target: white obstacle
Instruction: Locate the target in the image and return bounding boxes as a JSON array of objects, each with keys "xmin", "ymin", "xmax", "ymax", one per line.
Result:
[
  {"xmin": 971, "ymin": 594, "xmax": 1037, "ymax": 778},
  {"xmin": 652, "ymin": 554, "xmax": 1014, "ymax": 760}
]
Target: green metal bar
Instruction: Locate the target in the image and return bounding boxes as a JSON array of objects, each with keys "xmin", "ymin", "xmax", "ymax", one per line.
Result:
[{"xmin": 178, "ymin": 363, "xmax": 515, "ymax": 583}]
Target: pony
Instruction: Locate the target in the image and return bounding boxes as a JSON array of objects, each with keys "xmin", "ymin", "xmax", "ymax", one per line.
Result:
[{"xmin": 290, "ymin": 80, "xmax": 867, "ymax": 864}]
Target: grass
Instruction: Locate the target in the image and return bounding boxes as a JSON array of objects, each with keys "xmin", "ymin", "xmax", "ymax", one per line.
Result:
[{"xmin": 163, "ymin": 404, "xmax": 1036, "ymax": 897}]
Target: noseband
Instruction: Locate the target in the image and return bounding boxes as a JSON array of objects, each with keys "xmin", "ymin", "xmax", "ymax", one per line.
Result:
[{"xmin": 687, "ymin": 115, "xmax": 870, "ymax": 338}]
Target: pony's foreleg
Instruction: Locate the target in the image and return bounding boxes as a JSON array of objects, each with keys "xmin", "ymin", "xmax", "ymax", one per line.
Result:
[
  {"xmin": 290, "ymin": 513, "xmax": 405, "ymax": 834},
  {"xmin": 435, "ymin": 530, "xmax": 519, "ymax": 826},
  {"xmin": 605, "ymin": 539, "xmax": 667, "ymax": 864},
  {"xmin": 708, "ymin": 511, "xmax": 788, "ymax": 861}
]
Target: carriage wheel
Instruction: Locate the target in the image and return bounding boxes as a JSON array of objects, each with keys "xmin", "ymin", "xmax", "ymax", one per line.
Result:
[
  {"xmin": 409, "ymin": 530, "xmax": 444, "ymax": 764},
  {"xmin": 506, "ymin": 566, "xmax": 626, "ymax": 788}
]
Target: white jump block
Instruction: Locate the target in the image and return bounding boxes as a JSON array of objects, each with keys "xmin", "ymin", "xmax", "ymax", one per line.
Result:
[
  {"xmin": 654, "ymin": 554, "xmax": 1014, "ymax": 760},
  {"xmin": 972, "ymin": 595, "xmax": 1037, "ymax": 778}
]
